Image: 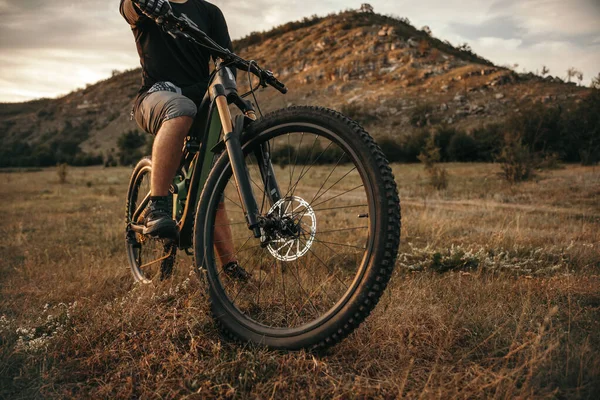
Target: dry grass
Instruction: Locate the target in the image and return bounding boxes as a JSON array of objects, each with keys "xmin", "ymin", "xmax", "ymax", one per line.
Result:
[{"xmin": 1, "ymin": 164, "xmax": 599, "ymax": 398}]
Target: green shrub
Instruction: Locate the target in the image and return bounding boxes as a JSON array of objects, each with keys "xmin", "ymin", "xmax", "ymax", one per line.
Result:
[
  {"xmin": 377, "ymin": 137, "xmax": 405, "ymax": 163},
  {"xmin": 472, "ymin": 124, "xmax": 503, "ymax": 162},
  {"xmin": 505, "ymin": 104, "xmax": 563, "ymax": 157},
  {"xmin": 418, "ymin": 135, "xmax": 448, "ymax": 190},
  {"xmin": 402, "ymin": 130, "xmax": 429, "ymax": 162},
  {"xmin": 270, "ymin": 144, "xmax": 296, "ymax": 167},
  {"xmin": 118, "ymin": 130, "xmax": 147, "ymax": 166},
  {"xmin": 104, "ymin": 153, "xmax": 118, "ymax": 168},
  {"xmin": 71, "ymin": 153, "xmax": 104, "ymax": 167},
  {"xmin": 447, "ymin": 131, "xmax": 478, "ymax": 161},
  {"xmin": 433, "ymin": 126, "xmax": 458, "ymax": 161},
  {"xmin": 269, "ymin": 142, "xmax": 345, "ymax": 166},
  {"xmin": 497, "ymin": 135, "xmax": 534, "ymax": 183},
  {"xmin": 561, "ymin": 90, "xmax": 600, "ymax": 164}
]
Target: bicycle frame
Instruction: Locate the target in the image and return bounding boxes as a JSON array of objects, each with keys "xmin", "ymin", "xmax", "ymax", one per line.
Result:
[{"xmin": 128, "ymin": 62, "xmax": 283, "ymax": 251}]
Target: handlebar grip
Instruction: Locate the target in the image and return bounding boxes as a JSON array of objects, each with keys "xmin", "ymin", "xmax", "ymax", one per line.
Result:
[{"xmin": 268, "ymin": 78, "xmax": 288, "ymax": 94}]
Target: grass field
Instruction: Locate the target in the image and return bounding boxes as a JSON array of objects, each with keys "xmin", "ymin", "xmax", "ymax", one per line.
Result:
[{"xmin": 1, "ymin": 163, "xmax": 599, "ymax": 398}]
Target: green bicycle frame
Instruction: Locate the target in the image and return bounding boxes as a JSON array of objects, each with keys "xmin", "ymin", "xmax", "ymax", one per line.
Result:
[
  {"xmin": 173, "ymin": 109, "xmax": 221, "ymax": 220},
  {"xmin": 175, "ymin": 101, "xmax": 223, "ymax": 250}
]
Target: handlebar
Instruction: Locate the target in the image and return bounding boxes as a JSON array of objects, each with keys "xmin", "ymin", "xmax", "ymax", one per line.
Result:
[{"xmin": 156, "ymin": 10, "xmax": 288, "ymax": 94}]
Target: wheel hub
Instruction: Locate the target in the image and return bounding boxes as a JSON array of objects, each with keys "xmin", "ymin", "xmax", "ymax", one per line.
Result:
[{"xmin": 265, "ymin": 196, "xmax": 316, "ymax": 262}]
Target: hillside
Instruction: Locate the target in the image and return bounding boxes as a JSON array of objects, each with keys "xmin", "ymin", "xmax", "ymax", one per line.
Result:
[{"xmin": 0, "ymin": 9, "xmax": 591, "ymax": 165}]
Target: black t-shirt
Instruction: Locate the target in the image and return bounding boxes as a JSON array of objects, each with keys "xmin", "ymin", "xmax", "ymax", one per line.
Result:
[{"xmin": 120, "ymin": 0, "xmax": 233, "ymax": 103}]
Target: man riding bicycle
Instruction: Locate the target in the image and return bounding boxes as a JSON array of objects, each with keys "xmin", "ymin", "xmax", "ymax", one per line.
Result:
[{"xmin": 120, "ymin": 0, "xmax": 249, "ymax": 280}]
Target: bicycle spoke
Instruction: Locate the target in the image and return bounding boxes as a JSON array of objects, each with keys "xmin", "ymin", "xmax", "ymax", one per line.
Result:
[
  {"xmin": 307, "ymin": 151, "xmax": 347, "ymax": 205},
  {"xmin": 312, "ymin": 226, "xmax": 368, "ymax": 235},
  {"xmin": 204, "ymin": 124, "xmax": 393, "ymax": 332},
  {"xmin": 311, "ymin": 184, "xmax": 364, "ymax": 209},
  {"xmin": 310, "ymin": 166, "xmax": 357, "ymax": 206},
  {"xmin": 311, "ymin": 238, "xmax": 367, "ymax": 250},
  {"xmin": 312, "ymin": 204, "xmax": 367, "ymax": 212}
]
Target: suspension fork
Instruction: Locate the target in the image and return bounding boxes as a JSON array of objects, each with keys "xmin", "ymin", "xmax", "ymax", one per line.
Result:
[
  {"xmin": 213, "ymin": 86, "xmax": 262, "ymax": 238},
  {"xmin": 233, "ymin": 97, "xmax": 282, "ymax": 207},
  {"xmin": 254, "ymin": 144, "xmax": 282, "ymax": 206}
]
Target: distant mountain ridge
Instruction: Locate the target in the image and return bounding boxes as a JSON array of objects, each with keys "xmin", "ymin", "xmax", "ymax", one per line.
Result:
[{"xmin": 0, "ymin": 8, "xmax": 590, "ymax": 165}]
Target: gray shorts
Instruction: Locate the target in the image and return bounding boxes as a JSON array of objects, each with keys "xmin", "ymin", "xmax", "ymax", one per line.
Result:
[{"xmin": 134, "ymin": 91, "xmax": 197, "ymax": 135}]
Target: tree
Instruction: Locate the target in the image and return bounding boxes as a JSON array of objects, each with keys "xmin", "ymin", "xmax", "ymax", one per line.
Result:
[
  {"xmin": 360, "ymin": 3, "xmax": 374, "ymax": 13},
  {"xmin": 566, "ymin": 67, "xmax": 581, "ymax": 83},
  {"xmin": 117, "ymin": 129, "xmax": 147, "ymax": 165},
  {"xmin": 457, "ymin": 42, "xmax": 472, "ymax": 53},
  {"xmin": 576, "ymin": 71, "xmax": 584, "ymax": 86},
  {"xmin": 592, "ymin": 73, "xmax": 600, "ymax": 89},
  {"xmin": 541, "ymin": 65, "xmax": 550, "ymax": 77}
]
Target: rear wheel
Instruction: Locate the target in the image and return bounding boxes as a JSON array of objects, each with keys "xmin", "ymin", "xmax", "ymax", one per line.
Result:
[
  {"xmin": 125, "ymin": 157, "xmax": 177, "ymax": 283},
  {"xmin": 195, "ymin": 106, "xmax": 400, "ymax": 350}
]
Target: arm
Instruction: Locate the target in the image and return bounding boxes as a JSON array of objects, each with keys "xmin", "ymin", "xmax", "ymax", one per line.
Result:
[
  {"xmin": 209, "ymin": 6, "xmax": 234, "ymax": 58},
  {"xmin": 120, "ymin": 0, "xmax": 171, "ymax": 25},
  {"xmin": 119, "ymin": 0, "xmax": 147, "ymax": 25},
  {"xmin": 181, "ymin": 5, "xmax": 240, "ymax": 102},
  {"xmin": 209, "ymin": 4, "xmax": 245, "ymax": 76}
]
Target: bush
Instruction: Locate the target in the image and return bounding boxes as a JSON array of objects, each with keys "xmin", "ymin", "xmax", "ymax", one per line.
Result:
[
  {"xmin": 269, "ymin": 142, "xmax": 345, "ymax": 166},
  {"xmin": 57, "ymin": 164, "xmax": 68, "ymax": 184},
  {"xmin": 377, "ymin": 137, "xmax": 405, "ymax": 163},
  {"xmin": 505, "ymin": 104, "xmax": 563, "ymax": 157},
  {"xmin": 498, "ymin": 91, "xmax": 599, "ymax": 165},
  {"xmin": 104, "ymin": 153, "xmax": 118, "ymax": 168},
  {"xmin": 447, "ymin": 131, "xmax": 478, "ymax": 161},
  {"xmin": 402, "ymin": 130, "xmax": 429, "ymax": 162},
  {"xmin": 561, "ymin": 90, "xmax": 600, "ymax": 164},
  {"xmin": 472, "ymin": 124, "xmax": 503, "ymax": 162},
  {"xmin": 71, "ymin": 153, "xmax": 104, "ymax": 167},
  {"xmin": 433, "ymin": 126, "xmax": 458, "ymax": 161},
  {"xmin": 118, "ymin": 130, "xmax": 147, "ymax": 166},
  {"xmin": 418, "ymin": 135, "xmax": 448, "ymax": 190},
  {"xmin": 270, "ymin": 144, "xmax": 296, "ymax": 167},
  {"xmin": 498, "ymin": 135, "xmax": 534, "ymax": 183}
]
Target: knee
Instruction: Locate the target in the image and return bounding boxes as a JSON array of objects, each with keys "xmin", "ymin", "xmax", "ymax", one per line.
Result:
[{"xmin": 164, "ymin": 96, "xmax": 197, "ymax": 122}]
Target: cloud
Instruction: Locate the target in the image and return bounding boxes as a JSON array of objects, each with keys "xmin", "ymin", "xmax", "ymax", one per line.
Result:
[
  {"xmin": 450, "ymin": 16, "xmax": 526, "ymax": 41},
  {"xmin": 0, "ymin": 0, "xmax": 599, "ymax": 102},
  {"xmin": 0, "ymin": 47, "xmax": 139, "ymax": 101}
]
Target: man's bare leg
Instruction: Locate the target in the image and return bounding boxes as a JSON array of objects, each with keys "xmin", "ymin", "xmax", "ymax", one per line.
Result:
[
  {"xmin": 151, "ymin": 116, "xmax": 238, "ymax": 267},
  {"xmin": 151, "ymin": 116, "xmax": 194, "ymax": 196},
  {"xmin": 214, "ymin": 201, "xmax": 237, "ymax": 266}
]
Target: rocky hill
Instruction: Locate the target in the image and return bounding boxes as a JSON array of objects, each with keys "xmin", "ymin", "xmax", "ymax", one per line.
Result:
[{"xmin": 0, "ymin": 9, "xmax": 591, "ymax": 164}]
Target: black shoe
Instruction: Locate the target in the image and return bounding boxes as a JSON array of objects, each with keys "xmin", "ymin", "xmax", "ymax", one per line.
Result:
[
  {"xmin": 143, "ymin": 197, "xmax": 178, "ymax": 240},
  {"xmin": 223, "ymin": 261, "xmax": 251, "ymax": 282}
]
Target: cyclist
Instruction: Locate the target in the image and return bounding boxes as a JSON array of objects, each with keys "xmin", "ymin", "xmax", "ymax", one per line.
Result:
[{"xmin": 120, "ymin": 0, "xmax": 249, "ymax": 280}]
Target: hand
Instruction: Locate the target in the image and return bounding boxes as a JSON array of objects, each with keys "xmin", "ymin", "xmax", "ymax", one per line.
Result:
[
  {"xmin": 147, "ymin": 81, "xmax": 182, "ymax": 95},
  {"xmin": 134, "ymin": 0, "xmax": 172, "ymax": 19}
]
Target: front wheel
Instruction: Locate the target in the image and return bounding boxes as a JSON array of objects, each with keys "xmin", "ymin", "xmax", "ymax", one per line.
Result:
[{"xmin": 195, "ymin": 106, "xmax": 401, "ymax": 350}]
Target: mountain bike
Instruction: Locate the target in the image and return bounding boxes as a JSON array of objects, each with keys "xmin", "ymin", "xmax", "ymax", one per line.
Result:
[{"xmin": 125, "ymin": 9, "xmax": 401, "ymax": 350}]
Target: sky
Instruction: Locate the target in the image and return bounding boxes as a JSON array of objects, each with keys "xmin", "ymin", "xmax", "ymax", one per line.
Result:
[{"xmin": 0, "ymin": 0, "xmax": 599, "ymax": 102}]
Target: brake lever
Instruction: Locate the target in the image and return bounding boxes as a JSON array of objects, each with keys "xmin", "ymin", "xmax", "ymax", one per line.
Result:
[
  {"xmin": 177, "ymin": 13, "xmax": 200, "ymax": 30},
  {"xmin": 166, "ymin": 29, "xmax": 193, "ymax": 41}
]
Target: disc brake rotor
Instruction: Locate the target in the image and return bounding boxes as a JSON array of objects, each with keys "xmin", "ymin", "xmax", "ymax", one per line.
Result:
[{"xmin": 266, "ymin": 196, "xmax": 316, "ymax": 262}]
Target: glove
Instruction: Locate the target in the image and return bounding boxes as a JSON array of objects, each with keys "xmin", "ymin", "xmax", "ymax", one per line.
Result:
[
  {"xmin": 134, "ymin": 0, "xmax": 172, "ymax": 19},
  {"xmin": 147, "ymin": 81, "xmax": 182, "ymax": 95}
]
